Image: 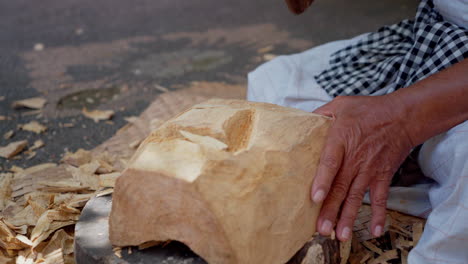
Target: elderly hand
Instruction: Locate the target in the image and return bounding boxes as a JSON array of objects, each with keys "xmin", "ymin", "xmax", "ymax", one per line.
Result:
[{"xmin": 311, "ymin": 95, "xmax": 414, "ymax": 241}]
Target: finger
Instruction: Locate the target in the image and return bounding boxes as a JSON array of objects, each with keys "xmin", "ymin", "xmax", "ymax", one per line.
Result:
[
  {"xmin": 313, "ymin": 96, "xmax": 347, "ymax": 118},
  {"xmin": 316, "ymin": 163, "xmax": 354, "ymax": 236},
  {"xmin": 369, "ymin": 174, "xmax": 392, "ymax": 237},
  {"xmin": 311, "ymin": 137, "xmax": 344, "ymax": 204},
  {"xmin": 335, "ymin": 171, "xmax": 370, "ymax": 241},
  {"xmin": 313, "ymin": 101, "xmax": 335, "ymax": 118}
]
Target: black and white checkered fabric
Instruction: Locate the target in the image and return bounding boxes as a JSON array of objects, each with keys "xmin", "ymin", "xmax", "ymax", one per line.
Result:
[{"xmin": 315, "ymin": 0, "xmax": 468, "ymax": 97}]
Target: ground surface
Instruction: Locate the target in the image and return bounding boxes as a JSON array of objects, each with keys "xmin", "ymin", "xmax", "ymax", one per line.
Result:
[{"xmin": 0, "ymin": 0, "xmax": 418, "ymax": 169}]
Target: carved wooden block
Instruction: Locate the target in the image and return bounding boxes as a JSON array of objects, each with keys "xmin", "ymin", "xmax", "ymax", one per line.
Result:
[{"xmin": 109, "ymin": 99, "xmax": 330, "ymax": 264}]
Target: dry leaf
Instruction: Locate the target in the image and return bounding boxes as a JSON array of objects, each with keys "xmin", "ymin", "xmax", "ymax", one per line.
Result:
[
  {"xmin": 82, "ymin": 108, "xmax": 114, "ymax": 122},
  {"xmin": 12, "ymin": 97, "xmax": 46, "ymax": 110},
  {"xmin": 3, "ymin": 130, "xmax": 14, "ymax": 140},
  {"xmin": 20, "ymin": 121, "xmax": 47, "ymax": 134},
  {"xmin": 0, "ymin": 140, "xmax": 27, "ymax": 159}
]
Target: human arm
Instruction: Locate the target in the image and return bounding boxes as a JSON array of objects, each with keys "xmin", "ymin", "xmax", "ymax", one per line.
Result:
[{"xmin": 311, "ymin": 58, "xmax": 468, "ymax": 242}]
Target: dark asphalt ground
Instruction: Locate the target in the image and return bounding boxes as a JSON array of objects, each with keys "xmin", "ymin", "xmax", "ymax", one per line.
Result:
[{"xmin": 0, "ymin": 0, "xmax": 418, "ymax": 170}]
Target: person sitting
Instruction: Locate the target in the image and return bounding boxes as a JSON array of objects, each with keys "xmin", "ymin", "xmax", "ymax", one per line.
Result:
[{"xmin": 248, "ymin": 0, "xmax": 468, "ymax": 263}]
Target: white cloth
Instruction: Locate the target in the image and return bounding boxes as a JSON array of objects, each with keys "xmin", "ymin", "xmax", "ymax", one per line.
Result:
[
  {"xmin": 248, "ymin": 36, "xmax": 468, "ymax": 263},
  {"xmin": 434, "ymin": 0, "xmax": 468, "ymax": 29}
]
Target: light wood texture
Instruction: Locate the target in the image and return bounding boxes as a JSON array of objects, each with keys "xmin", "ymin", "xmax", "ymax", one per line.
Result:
[{"xmin": 109, "ymin": 99, "xmax": 331, "ymax": 264}]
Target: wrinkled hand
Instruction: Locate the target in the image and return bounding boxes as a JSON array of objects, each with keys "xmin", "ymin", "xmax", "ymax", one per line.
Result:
[{"xmin": 311, "ymin": 95, "xmax": 414, "ymax": 241}]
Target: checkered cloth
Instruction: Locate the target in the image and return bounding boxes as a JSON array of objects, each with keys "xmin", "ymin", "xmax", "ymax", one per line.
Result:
[{"xmin": 315, "ymin": 0, "xmax": 468, "ymax": 97}]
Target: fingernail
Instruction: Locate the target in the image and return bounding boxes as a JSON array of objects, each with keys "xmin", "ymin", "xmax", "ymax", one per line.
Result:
[
  {"xmin": 374, "ymin": 225, "xmax": 383, "ymax": 237},
  {"xmin": 312, "ymin": 189, "xmax": 325, "ymax": 203},
  {"xmin": 341, "ymin": 227, "xmax": 351, "ymax": 240},
  {"xmin": 321, "ymin": 220, "xmax": 333, "ymax": 234}
]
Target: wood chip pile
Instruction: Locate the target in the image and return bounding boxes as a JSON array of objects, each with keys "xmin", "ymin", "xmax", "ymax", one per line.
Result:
[
  {"xmin": 0, "ymin": 149, "xmax": 125, "ymax": 264},
  {"xmin": 343, "ymin": 206, "xmax": 425, "ymax": 264}
]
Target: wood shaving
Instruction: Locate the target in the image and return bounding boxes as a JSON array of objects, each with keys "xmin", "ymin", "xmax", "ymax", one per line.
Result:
[
  {"xmin": 368, "ymin": 249, "xmax": 398, "ymax": 264},
  {"xmin": 257, "ymin": 45, "xmax": 274, "ymax": 54},
  {"xmin": 349, "ymin": 205, "xmax": 425, "ymax": 264},
  {"xmin": 61, "ymin": 149, "xmax": 91, "ymax": 167},
  {"xmin": 62, "ymin": 123, "xmax": 74, "ymax": 128},
  {"xmin": 340, "ymin": 236, "xmax": 352, "ymax": 264},
  {"xmin": 129, "ymin": 138, "xmax": 142, "ymax": 149},
  {"xmin": 20, "ymin": 121, "xmax": 47, "ymax": 134},
  {"xmin": 0, "ymin": 173, "xmax": 13, "ymax": 210},
  {"xmin": 30, "ymin": 140, "xmax": 45, "ymax": 151},
  {"xmin": 25, "ymin": 152, "xmax": 36, "ymax": 160},
  {"xmin": 362, "ymin": 241, "xmax": 383, "ymax": 255},
  {"xmin": 99, "ymin": 172, "xmax": 120, "ymax": 188},
  {"xmin": 95, "ymin": 188, "xmax": 114, "ymax": 197},
  {"xmin": 113, "ymin": 246, "xmax": 122, "ymax": 258},
  {"xmin": 0, "ymin": 146, "xmax": 119, "ymax": 263},
  {"xmin": 12, "ymin": 97, "xmax": 46, "ymax": 110},
  {"xmin": 0, "ymin": 140, "xmax": 28, "ymax": 159},
  {"xmin": 3, "ymin": 130, "xmax": 14, "ymax": 140},
  {"xmin": 153, "ymin": 84, "xmax": 170, "ymax": 93},
  {"xmin": 412, "ymin": 222, "xmax": 423, "ymax": 246},
  {"xmin": 82, "ymin": 108, "xmax": 114, "ymax": 122},
  {"xmin": 263, "ymin": 53, "xmax": 277, "ymax": 61}
]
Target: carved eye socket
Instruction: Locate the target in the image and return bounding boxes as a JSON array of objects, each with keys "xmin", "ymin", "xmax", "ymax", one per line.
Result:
[{"xmin": 284, "ymin": 0, "xmax": 314, "ymax": 14}]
